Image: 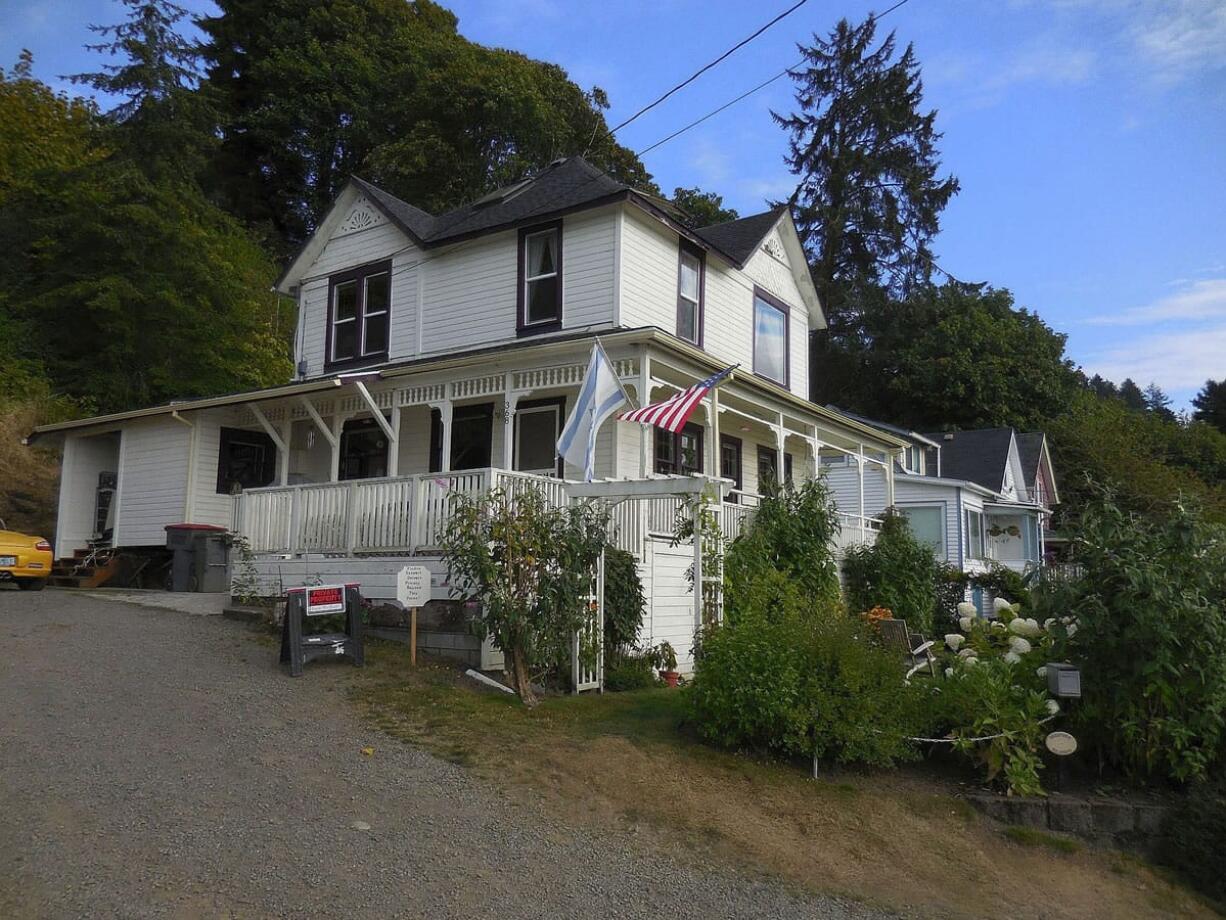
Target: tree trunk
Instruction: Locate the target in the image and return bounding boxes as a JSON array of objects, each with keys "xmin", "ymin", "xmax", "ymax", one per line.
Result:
[{"xmin": 506, "ymin": 641, "xmax": 537, "ymax": 707}]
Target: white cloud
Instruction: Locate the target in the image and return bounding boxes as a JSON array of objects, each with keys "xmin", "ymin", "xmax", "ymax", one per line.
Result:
[
  {"xmin": 1081, "ymin": 323, "xmax": 1226, "ymax": 391},
  {"xmin": 1128, "ymin": 0, "xmax": 1226, "ymax": 81},
  {"xmin": 1086, "ymin": 278, "xmax": 1226, "ymax": 325},
  {"xmin": 926, "ymin": 43, "xmax": 1096, "ymax": 112}
]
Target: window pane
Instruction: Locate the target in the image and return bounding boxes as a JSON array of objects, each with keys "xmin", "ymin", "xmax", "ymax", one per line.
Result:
[
  {"xmin": 527, "ymin": 276, "xmax": 559, "ymax": 323},
  {"xmin": 334, "ymin": 280, "xmax": 357, "ymax": 321},
  {"xmin": 333, "ymin": 320, "xmax": 357, "ymax": 360},
  {"xmin": 363, "ymin": 311, "xmax": 388, "ymax": 355},
  {"xmin": 720, "ymin": 441, "xmax": 741, "ymax": 488},
  {"xmin": 903, "ymin": 507, "xmax": 942, "ymax": 550},
  {"xmin": 753, "ymin": 296, "xmax": 787, "ymax": 383},
  {"xmin": 677, "ymin": 298, "xmax": 697, "ymax": 342},
  {"xmin": 451, "ymin": 406, "xmax": 493, "ymax": 470},
  {"xmin": 679, "ymin": 426, "xmax": 702, "ymax": 474},
  {"xmin": 758, "ymin": 447, "xmax": 779, "ymax": 491},
  {"xmin": 364, "ymin": 273, "xmax": 389, "ymax": 315},
  {"xmin": 654, "ymin": 427, "xmax": 676, "ymax": 474},
  {"xmin": 517, "ymin": 407, "xmax": 558, "ymax": 473},
  {"xmin": 679, "ymin": 252, "xmax": 699, "ymax": 300},
  {"xmin": 527, "ymin": 231, "xmax": 557, "ymax": 278}
]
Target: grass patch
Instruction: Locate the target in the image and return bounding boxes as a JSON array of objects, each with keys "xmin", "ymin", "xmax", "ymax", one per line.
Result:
[{"xmin": 1004, "ymin": 825, "xmax": 1081, "ymax": 854}]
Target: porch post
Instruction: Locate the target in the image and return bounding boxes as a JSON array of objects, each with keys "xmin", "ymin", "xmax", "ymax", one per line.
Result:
[
  {"xmin": 886, "ymin": 449, "xmax": 897, "ymax": 507},
  {"xmin": 278, "ymin": 417, "xmax": 293, "ymax": 486},
  {"xmin": 639, "ymin": 347, "xmax": 652, "ymax": 477},
  {"xmin": 709, "ymin": 386, "xmax": 720, "ymax": 481},
  {"xmin": 387, "ymin": 405, "xmax": 402, "ymax": 477},
  {"xmin": 501, "ymin": 391, "xmax": 520, "ymax": 471},
  {"xmin": 438, "ymin": 401, "xmax": 454, "ymax": 473},
  {"xmin": 329, "ymin": 413, "xmax": 347, "ymax": 482},
  {"xmin": 692, "ymin": 497, "xmax": 703, "ymax": 630},
  {"xmin": 857, "ymin": 441, "xmax": 866, "ymax": 521}
]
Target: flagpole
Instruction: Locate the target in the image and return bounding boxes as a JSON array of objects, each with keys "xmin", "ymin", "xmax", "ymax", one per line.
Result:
[{"xmin": 595, "ymin": 336, "xmax": 638, "ymax": 411}]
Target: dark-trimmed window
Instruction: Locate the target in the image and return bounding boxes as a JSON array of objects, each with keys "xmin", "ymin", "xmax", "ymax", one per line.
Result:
[
  {"xmin": 677, "ymin": 243, "xmax": 704, "ymax": 345},
  {"xmin": 327, "ymin": 260, "xmax": 391, "ymax": 367},
  {"xmin": 339, "ymin": 418, "xmax": 389, "ymax": 481},
  {"xmin": 514, "ymin": 397, "xmax": 566, "ymax": 477},
  {"xmin": 752, "ymin": 287, "xmax": 789, "ymax": 385},
  {"xmin": 655, "ymin": 423, "xmax": 703, "ymax": 476},
  {"xmin": 758, "ymin": 445, "xmax": 780, "ymax": 494},
  {"xmin": 216, "ymin": 427, "xmax": 276, "ymax": 494},
  {"xmin": 429, "ymin": 403, "xmax": 494, "ymax": 471},
  {"xmin": 518, "ymin": 221, "xmax": 562, "ymax": 335},
  {"xmin": 720, "ymin": 434, "xmax": 742, "ymax": 502}
]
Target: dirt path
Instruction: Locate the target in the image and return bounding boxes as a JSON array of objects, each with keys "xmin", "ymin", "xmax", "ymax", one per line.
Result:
[{"xmin": 0, "ymin": 589, "xmax": 886, "ymax": 919}]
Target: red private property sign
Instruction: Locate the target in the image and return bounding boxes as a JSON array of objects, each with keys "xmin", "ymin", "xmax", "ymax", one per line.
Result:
[{"xmin": 302, "ymin": 584, "xmax": 349, "ymax": 616}]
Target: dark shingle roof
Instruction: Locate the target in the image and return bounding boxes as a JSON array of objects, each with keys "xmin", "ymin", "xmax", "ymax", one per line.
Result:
[
  {"xmin": 692, "ymin": 206, "xmax": 787, "ymax": 267},
  {"xmin": 1015, "ymin": 432, "xmax": 1046, "ymax": 491},
  {"xmin": 921, "ymin": 428, "xmax": 1015, "ymax": 493}
]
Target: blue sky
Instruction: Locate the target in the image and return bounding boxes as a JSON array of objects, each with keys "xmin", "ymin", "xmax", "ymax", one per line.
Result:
[{"xmin": 4, "ymin": 0, "xmax": 1224, "ymax": 408}]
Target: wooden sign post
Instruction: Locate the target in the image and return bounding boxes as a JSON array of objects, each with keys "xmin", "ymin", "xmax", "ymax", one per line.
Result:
[{"xmin": 397, "ymin": 565, "xmax": 431, "ymax": 666}]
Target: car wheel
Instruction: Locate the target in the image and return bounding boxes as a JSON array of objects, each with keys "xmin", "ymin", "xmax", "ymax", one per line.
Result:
[{"xmin": 17, "ymin": 578, "xmax": 47, "ymax": 591}]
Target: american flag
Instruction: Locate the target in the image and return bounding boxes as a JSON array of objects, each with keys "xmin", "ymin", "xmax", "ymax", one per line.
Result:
[{"xmin": 619, "ymin": 365, "xmax": 735, "ymax": 433}]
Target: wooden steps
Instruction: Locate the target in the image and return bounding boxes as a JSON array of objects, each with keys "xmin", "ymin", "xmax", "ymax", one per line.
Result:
[{"xmin": 49, "ymin": 548, "xmax": 122, "ymax": 589}]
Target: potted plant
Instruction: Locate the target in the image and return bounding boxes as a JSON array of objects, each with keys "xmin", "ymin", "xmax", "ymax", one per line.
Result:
[{"xmin": 649, "ymin": 641, "xmax": 680, "ymax": 687}]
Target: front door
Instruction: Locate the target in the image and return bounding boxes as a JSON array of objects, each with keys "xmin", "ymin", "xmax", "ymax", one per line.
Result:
[
  {"xmin": 515, "ymin": 398, "xmax": 565, "ymax": 476},
  {"xmin": 340, "ymin": 418, "xmax": 388, "ymax": 480}
]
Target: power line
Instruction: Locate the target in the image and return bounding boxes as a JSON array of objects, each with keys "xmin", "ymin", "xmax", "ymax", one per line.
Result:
[{"xmin": 607, "ymin": 0, "xmax": 812, "ymax": 137}]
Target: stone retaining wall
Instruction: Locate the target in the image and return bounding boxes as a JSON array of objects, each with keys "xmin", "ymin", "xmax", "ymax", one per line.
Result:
[{"xmin": 966, "ymin": 793, "xmax": 1168, "ymax": 845}]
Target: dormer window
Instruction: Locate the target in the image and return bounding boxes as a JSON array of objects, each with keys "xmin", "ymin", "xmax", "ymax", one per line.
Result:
[
  {"xmin": 327, "ymin": 260, "xmax": 391, "ymax": 367},
  {"xmin": 518, "ymin": 221, "xmax": 563, "ymax": 335},
  {"xmin": 752, "ymin": 287, "xmax": 789, "ymax": 385},
  {"xmin": 677, "ymin": 243, "xmax": 703, "ymax": 344}
]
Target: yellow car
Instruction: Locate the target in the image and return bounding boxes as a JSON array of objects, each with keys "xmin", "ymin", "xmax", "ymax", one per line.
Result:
[{"xmin": 0, "ymin": 523, "xmax": 53, "ymax": 591}]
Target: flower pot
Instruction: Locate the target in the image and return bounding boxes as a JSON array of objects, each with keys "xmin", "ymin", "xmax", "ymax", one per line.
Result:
[{"xmin": 661, "ymin": 670, "xmax": 680, "ymax": 687}]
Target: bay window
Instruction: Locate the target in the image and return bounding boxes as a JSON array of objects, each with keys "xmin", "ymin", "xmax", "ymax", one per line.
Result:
[
  {"xmin": 327, "ymin": 260, "xmax": 391, "ymax": 367},
  {"xmin": 519, "ymin": 221, "xmax": 562, "ymax": 333},
  {"xmin": 752, "ymin": 288, "xmax": 789, "ymax": 385}
]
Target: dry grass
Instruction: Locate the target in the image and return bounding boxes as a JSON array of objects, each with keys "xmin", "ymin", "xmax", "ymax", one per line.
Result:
[
  {"xmin": 344, "ymin": 641, "xmax": 1212, "ymax": 920},
  {"xmin": 0, "ymin": 400, "xmax": 61, "ymax": 539}
]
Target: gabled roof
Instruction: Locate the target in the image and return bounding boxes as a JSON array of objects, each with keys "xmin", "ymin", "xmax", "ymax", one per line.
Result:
[
  {"xmin": 692, "ymin": 206, "xmax": 788, "ymax": 267},
  {"xmin": 920, "ymin": 428, "xmax": 1016, "ymax": 493},
  {"xmin": 1016, "ymin": 431, "xmax": 1060, "ymax": 505},
  {"xmin": 827, "ymin": 407, "xmax": 942, "ymax": 448}
]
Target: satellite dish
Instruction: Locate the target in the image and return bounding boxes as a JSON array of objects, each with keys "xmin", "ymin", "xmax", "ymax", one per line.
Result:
[{"xmin": 1045, "ymin": 731, "xmax": 1078, "ymax": 756}]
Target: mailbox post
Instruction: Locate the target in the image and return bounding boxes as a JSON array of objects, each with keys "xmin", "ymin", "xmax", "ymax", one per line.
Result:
[
  {"xmin": 280, "ymin": 583, "xmax": 365, "ymax": 677},
  {"xmin": 397, "ymin": 565, "xmax": 431, "ymax": 666}
]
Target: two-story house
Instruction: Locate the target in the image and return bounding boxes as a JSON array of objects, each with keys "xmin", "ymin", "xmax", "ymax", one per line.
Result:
[
  {"xmin": 32, "ymin": 157, "xmax": 906, "ymax": 670},
  {"xmin": 821, "ymin": 413, "xmax": 1058, "ymax": 607}
]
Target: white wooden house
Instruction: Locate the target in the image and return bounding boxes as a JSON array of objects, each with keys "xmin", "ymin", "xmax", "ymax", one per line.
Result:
[
  {"xmin": 822, "ymin": 412, "xmax": 1059, "ymax": 610},
  {"xmin": 33, "ymin": 157, "xmax": 907, "ymax": 671}
]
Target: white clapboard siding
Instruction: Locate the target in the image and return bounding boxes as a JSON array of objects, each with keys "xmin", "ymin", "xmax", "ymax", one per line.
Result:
[
  {"xmin": 189, "ymin": 412, "xmax": 238, "ymax": 530},
  {"xmin": 619, "ymin": 208, "xmax": 682, "ymax": 331},
  {"xmin": 894, "ymin": 479, "xmax": 966, "ymax": 566},
  {"xmin": 114, "ymin": 418, "xmax": 190, "ymax": 546},
  {"xmin": 560, "ymin": 208, "xmax": 617, "ymax": 329},
  {"xmin": 823, "ymin": 458, "xmax": 891, "ymax": 519},
  {"xmin": 55, "ymin": 432, "xmax": 120, "ymax": 557},
  {"xmin": 642, "ymin": 538, "xmax": 699, "ymax": 675}
]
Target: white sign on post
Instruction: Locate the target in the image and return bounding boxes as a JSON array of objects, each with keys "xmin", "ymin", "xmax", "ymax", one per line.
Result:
[{"xmin": 397, "ymin": 566, "xmax": 431, "ymax": 609}]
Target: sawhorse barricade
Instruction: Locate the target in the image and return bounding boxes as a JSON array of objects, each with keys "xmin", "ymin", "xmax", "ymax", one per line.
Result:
[{"xmin": 280, "ymin": 583, "xmax": 365, "ymax": 677}]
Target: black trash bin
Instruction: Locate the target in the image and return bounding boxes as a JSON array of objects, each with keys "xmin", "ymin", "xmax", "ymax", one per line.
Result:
[{"xmin": 165, "ymin": 524, "xmax": 230, "ymax": 592}]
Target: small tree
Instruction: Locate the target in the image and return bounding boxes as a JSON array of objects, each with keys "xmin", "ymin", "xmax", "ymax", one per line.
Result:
[
  {"xmin": 842, "ymin": 510, "xmax": 939, "ymax": 635},
  {"xmin": 439, "ymin": 487, "xmax": 610, "ymax": 706}
]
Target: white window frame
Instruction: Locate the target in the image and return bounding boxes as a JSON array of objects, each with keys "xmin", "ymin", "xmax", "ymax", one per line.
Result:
[
  {"xmin": 965, "ymin": 508, "xmax": 986, "ymax": 560},
  {"xmin": 359, "ymin": 270, "xmax": 391, "ymax": 357},
  {"xmin": 514, "ymin": 403, "xmax": 563, "ymax": 476},
  {"xmin": 677, "ymin": 247, "xmax": 701, "ymax": 344},
  {"xmin": 752, "ymin": 291, "xmax": 789, "ymax": 385},
  {"xmin": 522, "ymin": 227, "xmax": 561, "ymax": 327},
  {"xmin": 899, "ymin": 503, "xmax": 944, "ymax": 553}
]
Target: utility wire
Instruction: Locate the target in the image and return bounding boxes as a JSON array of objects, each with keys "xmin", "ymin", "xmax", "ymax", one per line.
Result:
[{"xmin": 606, "ymin": 0, "xmax": 812, "ymax": 137}]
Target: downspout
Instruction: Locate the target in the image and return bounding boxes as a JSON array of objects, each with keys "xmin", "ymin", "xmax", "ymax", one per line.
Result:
[{"xmin": 171, "ymin": 410, "xmax": 197, "ymax": 522}]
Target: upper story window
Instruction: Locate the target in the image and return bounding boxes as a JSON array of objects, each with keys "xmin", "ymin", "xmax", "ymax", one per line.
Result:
[
  {"xmin": 677, "ymin": 244, "xmax": 703, "ymax": 345},
  {"xmin": 328, "ymin": 260, "xmax": 391, "ymax": 367},
  {"xmin": 518, "ymin": 221, "xmax": 563, "ymax": 335},
  {"xmin": 752, "ymin": 288, "xmax": 789, "ymax": 385}
]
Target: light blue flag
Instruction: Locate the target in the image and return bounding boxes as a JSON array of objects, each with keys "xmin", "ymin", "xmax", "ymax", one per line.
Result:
[{"xmin": 557, "ymin": 343, "xmax": 627, "ymax": 481}]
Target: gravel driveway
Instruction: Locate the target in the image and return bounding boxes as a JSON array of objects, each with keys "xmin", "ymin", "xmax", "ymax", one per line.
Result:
[{"xmin": 0, "ymin": 589, "xmax": 891, "ymax": 919}]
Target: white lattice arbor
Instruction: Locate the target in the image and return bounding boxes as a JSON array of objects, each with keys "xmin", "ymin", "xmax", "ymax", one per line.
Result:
[{"xmin": 565, "ymin": 474, "xmax": 732, "ymax": 692}]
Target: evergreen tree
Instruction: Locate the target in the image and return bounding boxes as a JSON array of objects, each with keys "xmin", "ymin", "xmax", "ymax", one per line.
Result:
[
  {"xmin": 1088, "ymin": 374, "xmax": 1118, "ymax": 400},
  {"xmin": 672, "ymin": 186, "xmax": 739, "ymax": 226},
  {"xmin": 775, "ymin": 15, "xmax": 959, "ymax": 327},
  {"xmin": 1193, "ymin": 379, "xmax": 1226, "ymax": 434},
  {"xmin": 1119, "ymin": 378, "xmax": 1147, "ymax": 411},
  {"xmin": 1144, "ymin": 382, "xmax": 1175, "ymax": 421}
]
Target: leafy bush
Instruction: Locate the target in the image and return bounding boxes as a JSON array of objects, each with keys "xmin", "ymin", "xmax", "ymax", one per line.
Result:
[
  {"xmin": 933, "ymin": 563, "xmax": 970, "ymax": 628},
  {"xmin": 723, "ymin": 478, "xmax": 841, "ymax": 623},
  {"xmin": 971, "ymin": 565, "xmax": 1029, "ymax": 609},
  {"xmin": 690, "ymin": 610, "xmax": 918, "ymax": 767},
  {"xmin": 843, "ymin": 510, "xmax": 939, "ymax": 635},
  {"xmin": 603, "ymin": 654, "xmax": 659, "ymax": 691},
  {"xmin": 1155, "ymin": 780, "xmax": 1226, "ymax": 904},
  {"xmin": 1036, "ymin": 494, "xmax": 1226, "ymax": 782},
  {"xmin": 439, "ymin": 486, "xmax": 610, "ymax": 705},
  {"xmin": 602, "ymin": 546, "xmax": 645, "ymax": 656}
]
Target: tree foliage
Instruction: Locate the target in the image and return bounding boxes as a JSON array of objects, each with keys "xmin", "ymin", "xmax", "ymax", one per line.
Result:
[
  {"xmin": 671, "ymin": 186, "xmax": 739, "ymax": 226},
  {"xmin": 776, "ymin": 15, "xmax": 958, "ymax": 324},
  {"xmin": 842, "ymin": 510, "xmax": 939, "ymax": 635},
  {"xmin": 1193, "ymin": 379, "xmax": 1226, "ymax": 434}
]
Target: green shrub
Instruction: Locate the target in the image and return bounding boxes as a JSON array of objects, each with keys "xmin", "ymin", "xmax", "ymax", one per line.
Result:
[
  {"xmin": 603, "ymin": 654, "xmax": 659, "ymax": 691},
  {"xmin": 971, "ymin": 565, "xmax": 1029, "ymax": 609},
  {"xmin": 1155, "ymin": 780, "xmax": 1226, "ymax": 904},
  {"xmin": 689, "ymin": 610, "xmax": 918, "ymax": 767},
  {"xmin": 602, "ymin": 546, "xmax": 645, "ymax": 655},
  {"xmin": 1036, "ymin": 494, "xmax": 1226, "ymax": 783},
  {"xmin": 933, "ymin": 563, "xmax": 970, "ymax": 629},
  {"xmin": 724, "ymin": 478, "xmax": 841, "ymax": 623},
  {"xmin": 843, "ymin": 510, "xmax": 939, "ymax": 635}
]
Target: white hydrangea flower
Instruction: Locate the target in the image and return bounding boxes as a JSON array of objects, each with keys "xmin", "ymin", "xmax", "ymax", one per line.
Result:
[
  {"xmin": 991, "ymin": 620, "xmax": 1007, "ymax": 630},
  {"xmin": 1009, "ymin": 618, "xmax": 1042, "ymax": 639},
  {"xmin": 1046, "ymin": 699, "xmax": 1060, "ymax": 715},
  {"xmin": 945, "ymin": 667, "xmax": 954, "ymax": 679},
  {"xmin": 945, "ymin": 633, "xmax": 965, "ymax": 651},
  {"xmin": 958, "ymin": 647, "xmax": 976, "ymax": 659},
  {"xmin": 993, "ymin": 596, "xmax": 1014, "ymax": 614},
  {"xmin": 1036, "ymin": 666, "xmax": 1048, "ymax": 679},
  {"xmin": 964, "ymin": 656, "xmax": 979, "ymax": 667},
  {"xmin": 1008, "ymin": 636, "xmax": 1033, "ymax": 655},
  {"xmin": 1003, "ymin": 651, "xmax": 1021, "ymax": 664},
  {"xmin": 957, "ymin": 602, "xmax": 977, "ymax": 618},
  {"xmin": 1066, "ymin": 623, "xmax": 1078, "ymax": 638}
]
